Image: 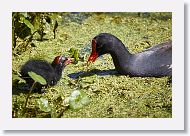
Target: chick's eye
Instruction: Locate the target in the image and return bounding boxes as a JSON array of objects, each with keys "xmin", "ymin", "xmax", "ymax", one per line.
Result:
[{"xmin": 62, "ymin": 58, "xmax": 66, "ymax": 61}]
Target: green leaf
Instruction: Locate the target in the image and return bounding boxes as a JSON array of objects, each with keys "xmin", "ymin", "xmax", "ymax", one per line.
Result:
[
  {"xmin": 69, "ymin": 48, "xmax": 79, "ymax": 63},
  {"xmin": 28, "ymin": 71, "xmax": 47, "ymax": 85},
  {"xmin": 37, "ymin": 98, "xmax": 51, "ymax": 112},
  {"xmin": 23, "ymin": 19, "xmax": 35, "ymax": 32},
  {"xmin": 74, "ymin": 50, "xmax": 79, "ymax": 62},
  {"xmin": 69, "ymin": 90, "xmax": 91, "ymax": 110},
  {"xmin": 20, "ymin": 12, "xmax": 29, "ymax": 18},
  {"xmin": 12, "ymin": 74, "xmax": 26, "ymax": 83}
]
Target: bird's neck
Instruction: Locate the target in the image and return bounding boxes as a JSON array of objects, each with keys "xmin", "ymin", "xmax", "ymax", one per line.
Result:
[
  {"xmin": 110, "ymin": 43, "xmax": 132, "ymax": 73},
  {"xmin": 52, "ymin": 63, "xmax": 65, "ymax": 80}
]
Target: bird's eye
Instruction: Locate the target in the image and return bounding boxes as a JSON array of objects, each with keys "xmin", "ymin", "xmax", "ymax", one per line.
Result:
[
  {"xmin": 97, "ymin": 45, "xmax": 101, "ymax": 49},
  {"xmin": 96, "ymin": 44, "xmax": 103, "ymax": 50}
]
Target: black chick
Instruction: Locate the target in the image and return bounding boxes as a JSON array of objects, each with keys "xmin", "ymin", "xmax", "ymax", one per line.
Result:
[{"xmin": 20, "ymin": 56, "xmax": 72, "ymax": 92}]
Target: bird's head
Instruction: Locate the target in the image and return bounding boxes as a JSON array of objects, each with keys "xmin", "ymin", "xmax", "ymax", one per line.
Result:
[
  {"xmin": 88, "ymin": 33, "xmax": 119, "ymax": 62},
  {"xmin": 53, "ymin": 56, "xmax": 73, "ymax": 67}
]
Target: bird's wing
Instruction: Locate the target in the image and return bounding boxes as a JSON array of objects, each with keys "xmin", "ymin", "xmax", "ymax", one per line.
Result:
[{"xmin": 144, "ymin": 40, "xmax": 172, "ymax": 53}]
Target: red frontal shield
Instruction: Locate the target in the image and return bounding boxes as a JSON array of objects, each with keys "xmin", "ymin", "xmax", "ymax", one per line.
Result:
[{"xmin": 88, "ymin": 39, "xmax": 98, "ymax": 62}]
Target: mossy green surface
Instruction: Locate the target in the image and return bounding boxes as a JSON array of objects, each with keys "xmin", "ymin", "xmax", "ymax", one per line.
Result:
[{"xmin": 12, "ymin": 12, "xmax": 172, "ymax": 118}]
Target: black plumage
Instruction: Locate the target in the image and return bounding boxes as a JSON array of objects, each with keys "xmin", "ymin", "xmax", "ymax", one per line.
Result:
[
  {"xmin": 20, "ymin": 56, "xmax": 72, "ymax": 92},
  {"xmin": 88, "ymin": 33, "xmax": 172, "ymax": 77}
]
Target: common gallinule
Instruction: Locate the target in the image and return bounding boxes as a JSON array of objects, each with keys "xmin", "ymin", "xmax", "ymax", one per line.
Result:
[
  {"xmin": 20, "ymin": 56, "xmax": 72, "ymax": 91},
  {"xmin": 88, "ymin": 33, "xmax": 172, "ymax": 77}
]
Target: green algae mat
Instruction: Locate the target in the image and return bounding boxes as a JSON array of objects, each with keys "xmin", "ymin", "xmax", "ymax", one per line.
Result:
[{"xmin": 12, "ymin": 12, "xmax": 172, "ymax": 118}]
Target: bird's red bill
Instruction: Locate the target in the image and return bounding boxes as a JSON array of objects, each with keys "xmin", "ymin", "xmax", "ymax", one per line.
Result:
[
  {"xmin": 88, "ymin": 39, "xmax": 98, "ymax": 62},
  {"xmin": 64, "ymin": 57, "xmax": 73, "ymax": 65}
]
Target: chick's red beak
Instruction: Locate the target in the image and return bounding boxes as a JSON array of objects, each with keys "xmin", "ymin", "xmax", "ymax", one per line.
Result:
[
  {"xmin": 88, "ymin": 39, "xmax": 98, "ymax": 62},
  {"xmin": 64, "ymin": 57, "xmax": 73, "ymax": 65}
]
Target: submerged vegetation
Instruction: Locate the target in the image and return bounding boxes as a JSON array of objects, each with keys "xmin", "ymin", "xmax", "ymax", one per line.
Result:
[{"xmin": 12, "ymin": 12, "xmax": 172, "ymax": 118}]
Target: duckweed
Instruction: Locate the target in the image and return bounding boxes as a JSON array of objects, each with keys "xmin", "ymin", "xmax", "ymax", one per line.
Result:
[{"xmin": 12, "ymin": 12, "xmax": 172, "ymax": 118}]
